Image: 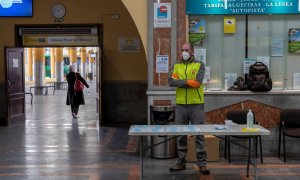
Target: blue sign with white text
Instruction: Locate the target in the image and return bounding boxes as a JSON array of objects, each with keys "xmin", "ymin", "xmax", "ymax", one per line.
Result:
[
  {"xmin": 186, "ymin": 0, "xmax": 300, "ymax": 15},
  {"xmin": 0, "ymin": 0, "xmax": 33, "ymax": 17}
]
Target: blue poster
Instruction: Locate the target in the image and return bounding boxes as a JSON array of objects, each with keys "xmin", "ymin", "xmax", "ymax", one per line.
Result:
[{"xmin": 186, "ymin": 0, "xmax": 300, "ymax": 15}]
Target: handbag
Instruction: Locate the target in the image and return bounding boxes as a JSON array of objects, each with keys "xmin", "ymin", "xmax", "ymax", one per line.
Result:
[{"xmin": 74, "ymin": 73, "xmax": 84, "ymax": 91}]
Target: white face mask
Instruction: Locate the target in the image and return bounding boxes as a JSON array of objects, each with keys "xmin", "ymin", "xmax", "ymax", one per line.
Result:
[{"xmin": 182, "ymin": 51, "xmax": 190, "ymax": 61}]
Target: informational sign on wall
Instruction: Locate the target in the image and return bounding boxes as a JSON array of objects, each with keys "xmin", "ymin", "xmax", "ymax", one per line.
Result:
[
  {"xmin": 156, "ymin": 55, "xmax": 169, "ymax": 73},
  {"xmin": 271, "ymin": 38, "xmax": 284, "ymax": 56},
  {"xmin": 224, "ymin": 17, "xmax": 236, "ymax": 33},
  {"xmin": 194, "ymin": 48, "xmax": 206, "ymax": 64},
  {"xmin": 154, "ymin": 3, "xmax": 171, "ymax": 28},
  {"xmin": 23, "ymin": 35, "xmax": 99, "ymax": 46},
  {"xmin": 118, "ymin": 37, "xmax": 140, "ymax": 53},
  {"xmin": 186, "ymin": 0, "xmax": 300, "ymax": 15}
]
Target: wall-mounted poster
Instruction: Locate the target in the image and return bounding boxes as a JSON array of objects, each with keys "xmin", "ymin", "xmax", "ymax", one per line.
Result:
[
  {"xmin": 189, "ymin": 19, "xmax": 206, "ymax": 33},
  {"xmin": 271, "ymin": 38, "xmax": 283, "ymax": 57},
  {"xmin": 189, "ymin": 19, "xmax": 207, "ymax": 45},
  {"xmin": 189, "ymin": 33, "xmax": 207, "ymax": 46},
  {"xmin": 224, "ymin": 17, "xmax": 236, "ymax": 34},
  {"xmin": 288, "ymin": 28, "xmax": 300, "ymax": 54},
  {"xmin": 194, "ymin": 48, "xmax": 206, "ymax": 64},
  {"xmin": 154, "ymin": 3, "xmax": 171, "ymax": 28}
]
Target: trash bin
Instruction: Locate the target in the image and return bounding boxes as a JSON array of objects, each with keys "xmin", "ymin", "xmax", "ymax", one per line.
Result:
[{"xmin": 150, "ymin": 105, "xmax": 177, "ymax": 159}]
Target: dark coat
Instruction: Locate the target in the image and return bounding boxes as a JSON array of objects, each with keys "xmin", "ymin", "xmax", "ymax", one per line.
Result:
[{"xmin": 66, "ymin": 72, "xmax": 89, "ymax": 106}]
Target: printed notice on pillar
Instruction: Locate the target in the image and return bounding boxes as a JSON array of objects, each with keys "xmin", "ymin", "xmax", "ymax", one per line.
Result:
[
  {"xmin": 154, "ymin": 3, "xmax": 171, "ymax": 28},
  {"xmin": 156, "ymin": 55, "xmax": 169, "ymax": 73}
]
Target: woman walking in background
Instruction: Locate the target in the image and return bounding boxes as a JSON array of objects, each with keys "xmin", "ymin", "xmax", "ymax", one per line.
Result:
[{"xmin": 66, "ymin": 65, "xmax": 89, "ymax": 118}]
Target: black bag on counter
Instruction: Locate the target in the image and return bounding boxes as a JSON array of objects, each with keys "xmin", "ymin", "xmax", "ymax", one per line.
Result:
[
  {"xmin": 247, "ymin": 61, "xmax": 272, "ymax": 92},
  {"xmin": 228, "ymin": 77, "xmax": 248, "ymax": 91}
]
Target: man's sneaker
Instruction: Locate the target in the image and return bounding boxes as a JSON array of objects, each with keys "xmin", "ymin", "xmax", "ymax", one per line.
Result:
[
  {"xmin": 169, "ymin": 163, "xmax": 186, "ymax": 172},
  {"xmin": 199, "ymin": 166, "xmax": 210, "ymax": 175}
]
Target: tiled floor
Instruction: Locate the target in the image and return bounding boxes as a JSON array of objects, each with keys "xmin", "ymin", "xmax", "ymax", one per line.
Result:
[{"xmin": 0, "ymin": 81, "xmax": 299, "ymax": 179}]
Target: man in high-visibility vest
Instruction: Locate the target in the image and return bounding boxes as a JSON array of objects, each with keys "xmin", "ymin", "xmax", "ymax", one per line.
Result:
[{"xmin": 168, "ymin": 42, "xmax": 209, "ymax": 175}]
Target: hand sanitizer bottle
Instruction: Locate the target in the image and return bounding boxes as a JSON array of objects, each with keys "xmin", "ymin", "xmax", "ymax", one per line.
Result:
[
  {"xmin": 224, "ymin": 78, "xmax": 228, "ymax": 90},
  {"xmin": 247, "ymin": 109, "xmax": 254, "ymax": 128}
]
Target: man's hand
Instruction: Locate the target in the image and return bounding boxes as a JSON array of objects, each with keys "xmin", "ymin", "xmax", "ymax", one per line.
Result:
[
  {"xmin": 172, "ymin": 73, "xmax": 179, "ymax": 80},
  {"xmin": 187, "ymin": 80, "xmax": 200, "ymax": 88}
]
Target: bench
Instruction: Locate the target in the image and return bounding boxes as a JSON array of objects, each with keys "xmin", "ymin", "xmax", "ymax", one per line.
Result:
[
  {"xmin": 54, "ymin": 81, "xmax": 68, "ymax": 90},
  {"xmin": 25, "ymin": 92, "xmax": 33, "ymax": 104},
  {"xmin": 45, "ymin": 82, "xmax": 68, "ymax": 90},
  {"xmin": 29, "ymin": 85, "xmax": 55, "ymax": 95}
]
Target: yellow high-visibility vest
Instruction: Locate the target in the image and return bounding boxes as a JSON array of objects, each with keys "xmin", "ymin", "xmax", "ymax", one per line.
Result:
[{"xmin": 173, "ymin": 62, "xmax": 205, "ymax": 104}]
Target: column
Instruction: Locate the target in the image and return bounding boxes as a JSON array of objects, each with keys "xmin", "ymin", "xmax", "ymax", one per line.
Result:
[
  {"xmin": 33, "ymin": 48, "xmax": 45, "ymax": 95},
  {"xmin": 27, "ymin": 48, "xmax": 33, "ymax": 81},
  {"xmin": 69, "ymin": 47, "xmax": 78, "ymax": 71},
  {"xmin": 55, "ymin": 48, "xmax": 64, "ymax": 89},
  {"xmin": 147, "ymin": 0, "xmax": 177, "ymax": 124},
  {"xmin": 50, "ymin": 48, "xmax": 56, "ymax": 78},
  {"xmin": 151, "ymin": 0, "xmax": 173, "ymax": 87},
  {"xmin": 80, "ymin": 47, "xmax": 87, "ymax": 79},
  {"xmin": 88, "ymin": 51, "xmax": 95, "ymax": 80}
]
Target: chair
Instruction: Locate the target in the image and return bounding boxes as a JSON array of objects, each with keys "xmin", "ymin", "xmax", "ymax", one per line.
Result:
[
  {"xmin": 278, "ymin": 109, "xmax": 300, "ymax": 162},
  {"xmin": 224, "ymin": 109, "xmax": 263, "ymax": 163}
]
